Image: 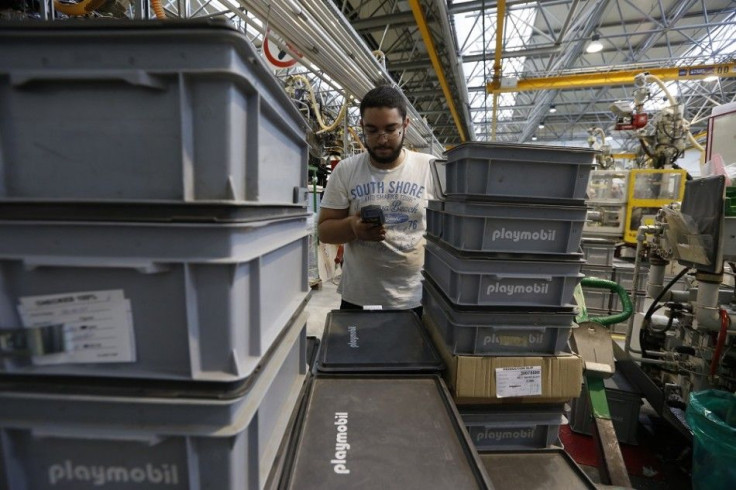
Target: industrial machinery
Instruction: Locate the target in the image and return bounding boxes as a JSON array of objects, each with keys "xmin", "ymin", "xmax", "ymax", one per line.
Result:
[
  {"xmin": 623, "ymin": 168, "xmax": 687, "ymax": 244},
  {"xmin": 622, "ymin": 176, "xmax": 736, "ymax": 412},
  {"xmin": 584, "ymin": 168, "xmax": 686, "ymax": 245},
  {"xmin": 613, "ymin": 104, "xmax": 736, "ymax": 433},
  {"xmin": 612, "ymin": 72, "xmax": 702, "ymax": 172},
  {"xmin": 585, "ymin": 71, "xmax": 696, "ymax": 247}
]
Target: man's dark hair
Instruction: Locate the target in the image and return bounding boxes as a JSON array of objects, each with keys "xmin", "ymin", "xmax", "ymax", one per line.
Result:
[{"xmin": 359, "ymin": 86, "xmax": 407, "ymax": 120}]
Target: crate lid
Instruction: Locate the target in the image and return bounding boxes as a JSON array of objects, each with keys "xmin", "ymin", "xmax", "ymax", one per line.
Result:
[
  {"xmin": 479, "ymin": 449, "xmax": 596, "ymax": 490},
  {"xmin": 0, "ymin": 200, "xmax": 308, "ymax": 223},
  {"xmin": 281, "ymin": 376, "xmax": 492, "ymax": 490},
  {"xmin": 316, "ymin": 310, "xmax": 443, "ymax": 373},
  {"xmin": 445, "ymin": 141, "xmax": 597, "ymax": 164},
  {"xmin": 426, "ymin": 236, "xmax": 585, "ymax": 265}
]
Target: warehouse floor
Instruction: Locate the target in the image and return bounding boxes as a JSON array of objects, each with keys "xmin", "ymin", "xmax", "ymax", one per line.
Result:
[
  {"xmin": 303, "ymin": 276, "xmax": 693, "ymax": 490},
  {"xmin": 305, "ymin": 276, "xmax": 341, "ymax": 338}
]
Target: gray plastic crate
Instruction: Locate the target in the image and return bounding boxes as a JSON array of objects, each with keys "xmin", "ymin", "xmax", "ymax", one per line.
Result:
[
  {"xmin": 612, "ymin": 266, "xmax": 649, "ymax": 293},
  {"xmin": 461, "ymin": 405, "xmax": 567, "ymax": 450},
  {"xmin": 0, "ymin": 314, "xmax": 307, "ymax": 490},
  {"xmin": 422, "ymin": 279, "xmax": 574, "ymax": 355},
  {"xmin": 570, "ymin": 371, "xmax": 642, "ymax": 445},
  {"xmin": 443, "ymin": 142, "xmax": 595, "ymax": 203},
  {"xmin": 581, "ymin": 265, "xmax": 614, "ymax": 281},
  {"xmin": 610, "ymin": 292, "xmax": 646, "ymax": 314},
  {"xmin": 424, "ymin": 239, "xmax": 583, "ymax": 308},
  {"xmin": 0, "ymin": 21, "xmax": 308, "ymax": 205},
  {"xmin": 0, "ymin": 217, "xmax": 309, "ymax": 381},
  {"xmin": 581, "ymin": 240, "xmax": 616, "ymax": 266},
  {"xmin": 426, "ymin": 200, "xmax": 586, "ymax": 255},
  {"xmin": 581, "ymin": 289, "xmax": 612, "ymax": 311}
]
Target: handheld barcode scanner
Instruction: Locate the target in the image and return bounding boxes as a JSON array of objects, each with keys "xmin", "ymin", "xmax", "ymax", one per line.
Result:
[{"xmin": 360, "ymin": 205, "xmax": 385, "ymax": 226}]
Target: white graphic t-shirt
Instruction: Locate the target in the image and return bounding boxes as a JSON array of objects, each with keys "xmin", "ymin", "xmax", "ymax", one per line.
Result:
[{"xmin": 320, "ymin": 149, "xmax": 435, "ymax": 309}]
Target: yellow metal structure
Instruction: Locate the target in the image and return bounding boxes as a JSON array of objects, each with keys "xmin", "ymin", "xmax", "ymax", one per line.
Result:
[
  {"xmin": 623, "ymin": 169, "xmax": 687, "ymax": 244},
  {"xmin": 408, "ymin": 0, "xmax": 467, "ymax": 142},
  {"xmin": 487, "ymin": 63, "xmax": 736, "ymax": 93},
  {"xmin": 491, "ymin": 0, "xmax": 506, "ymax": 140}
]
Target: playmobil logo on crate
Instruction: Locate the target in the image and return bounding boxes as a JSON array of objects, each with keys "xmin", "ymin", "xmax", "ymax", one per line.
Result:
[
  {"xmin": 332, "ymin": 412, "xmax": 351, "ymax": 475},
  {"xmin": 482, "ymin": 332, "xmax": 544, "ymax": 346},
  {"xmin": 48, "ymin": 461, "xmax": 179, "ymax": 486},
  {"xmin": 491, "ymin": 228, "xmax": 556, "ymax": 243},
  {"xmin": 473, "ymin": 427, "xmax": 536, "ymax": 442},
  {"xmin": 347, "ymin": 325, "xmax": 359, "ymax": 348},
  {"xmin": 485, "ymin": 282, "xmax": 550, "ymax": 296}
]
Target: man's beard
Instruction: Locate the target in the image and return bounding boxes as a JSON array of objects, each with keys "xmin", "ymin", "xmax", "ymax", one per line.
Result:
[{"xmin": 366, "ymin": 133, "xmax": 405, "ymax": 164}]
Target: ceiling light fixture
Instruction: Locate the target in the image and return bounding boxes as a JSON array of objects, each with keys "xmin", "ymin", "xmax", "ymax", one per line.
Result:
[
  {"xmin": 532, "ymin": 135, "xmax": 538, "ymax": 141},
  {"xmin": 538, "ymin": 121, "xmax": 545, "ymax": 129},
  {"xmin": 549, "ymin": 105, "xmax": 557, "ymax": 113},
  {"xmin": 586, "ymin": 33, "xmax": 603, "ymax": 54}
]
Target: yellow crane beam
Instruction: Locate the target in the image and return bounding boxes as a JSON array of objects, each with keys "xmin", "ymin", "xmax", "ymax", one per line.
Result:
[
  {"xmin": 408, "ymin": 0, "xmax": 467, "ymax": 142},
  {"xmin": 612, "ymin": 153, "xmax": 636, "ymax": 159},
  {"xmin": 491, "ymin": 0, "xmax": 506, "ymax": 141},
  {"xmin": 487, "ymin": 63, "xmax": 736, "ymax": 93}
]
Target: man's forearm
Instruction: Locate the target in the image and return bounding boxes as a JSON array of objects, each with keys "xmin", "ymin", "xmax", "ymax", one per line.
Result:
[{"xmin": 318, "ymin": 216, "xmax": 357, "ymax": 244}]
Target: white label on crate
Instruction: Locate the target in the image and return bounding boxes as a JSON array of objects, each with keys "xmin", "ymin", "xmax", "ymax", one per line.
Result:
[
  {"xmin": 18, "ymin": 289, "xmax": 126, "ymax": 309},
  {"xmin": 362, "ymin": 305, "xmax": 382, "ymax": 310},
  {"xmin": 495, "ymin": 366, "xmax": 542, "ymax": 398},
  {"xmin": 18, "ymin": 289, "xmax": 136, "ymax": 365}
]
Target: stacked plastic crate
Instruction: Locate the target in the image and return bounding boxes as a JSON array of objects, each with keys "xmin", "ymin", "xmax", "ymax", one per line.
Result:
[
  {"xmin": 0, "ymin": 21, "xmax": 310, "ymax": 490},
  {"xmin": 423, "ymin": 142, "xmax": 595, "ymax": 452},
  {"xmin": 580, "ymin": 238, "xmax": 617, "ymax": 319}
]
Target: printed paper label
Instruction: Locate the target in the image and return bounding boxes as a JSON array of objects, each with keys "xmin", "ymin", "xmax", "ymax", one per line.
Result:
[
  {"xmin": 495, "ymin": 365, "xmax": 542, "ymax": 398},
  {"xmin": 18, "ymin": 289, "xmax": 136, "ymax": 365}
]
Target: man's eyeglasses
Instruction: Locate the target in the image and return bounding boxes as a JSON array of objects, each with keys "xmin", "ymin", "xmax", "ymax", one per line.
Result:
[{"xmin": 363, "ymin": 128, "xmax": 403, "ymax": 141}]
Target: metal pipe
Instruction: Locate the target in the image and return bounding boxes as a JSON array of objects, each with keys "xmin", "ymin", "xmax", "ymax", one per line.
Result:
[
  {"xmin": 695, "ymin": 279, "xmax": 723, "ymax": 330},
  {"xmin": 625, "ymin": 224, "xmax": 659, "ymax": 355},
  {"xmin": 646, "ymin": 262, "xmax": 667, "ymax": 300},
  {"xmin": 627, "ymin": 355, "xmax": 671, "ymax": 366},
  {"xmin": 236, "ymin": 0, "xmax": 443, "ymax": 154}
]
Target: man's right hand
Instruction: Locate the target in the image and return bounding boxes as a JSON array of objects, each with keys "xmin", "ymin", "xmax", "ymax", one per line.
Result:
[{"xmin": 350, "ymin": 212, "xmax": 386, "ymax": 242}]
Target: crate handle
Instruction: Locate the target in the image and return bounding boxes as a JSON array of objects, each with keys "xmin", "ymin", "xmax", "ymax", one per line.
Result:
[
  {"xmin": 30, "ymin": 427, "xmax": 165, "ymax": 445},
  {"xmin": 22, "ymin": 257, "xmax": 170, "ymax": 274},
  {"xmin": 484, "ymin": 325, "xmax": 546, "ymax": 333},
  {"xmin": 429, "ymin": 158, "xmax": 447, "ymax": 199},
  {"xmin": 10, "ymin": 70, "xmax": 167, "ymax": 90},
  {"xmin": 488, "ymin": 273, "xmax": 553, "ymax": 281}
]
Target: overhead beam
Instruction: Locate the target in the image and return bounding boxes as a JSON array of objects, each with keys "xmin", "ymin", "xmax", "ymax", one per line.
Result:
[
  {"xmin": 389, "ymin": 46, "xmax": 562, "ymax": 71},
  {"xmin": 448, "ymin": 0, "xmax": 565, "ymax": 14},
  {"xmin": 408, "ymin": 0, "xmax": 467, "ymax": 141},
  {"xmin": 352, "ymin": 12, "xmax": 415, "ymax": 31},
  {"xmin": 488, "ymin": 63, "xmax": 736, "ymax": 93}
]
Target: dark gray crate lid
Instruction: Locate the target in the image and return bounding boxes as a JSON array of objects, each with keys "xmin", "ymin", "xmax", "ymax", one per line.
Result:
[
  {"xmin": 281, "ymin": 376, "xmax": 493, "ymax": 490},
  {"xmin": 479, "ymin": 449, "xmax": 596, "ymax": 490},
  {"xmin": 316, "ymin": 310, "xmax": 443, "ymax": 373}
]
